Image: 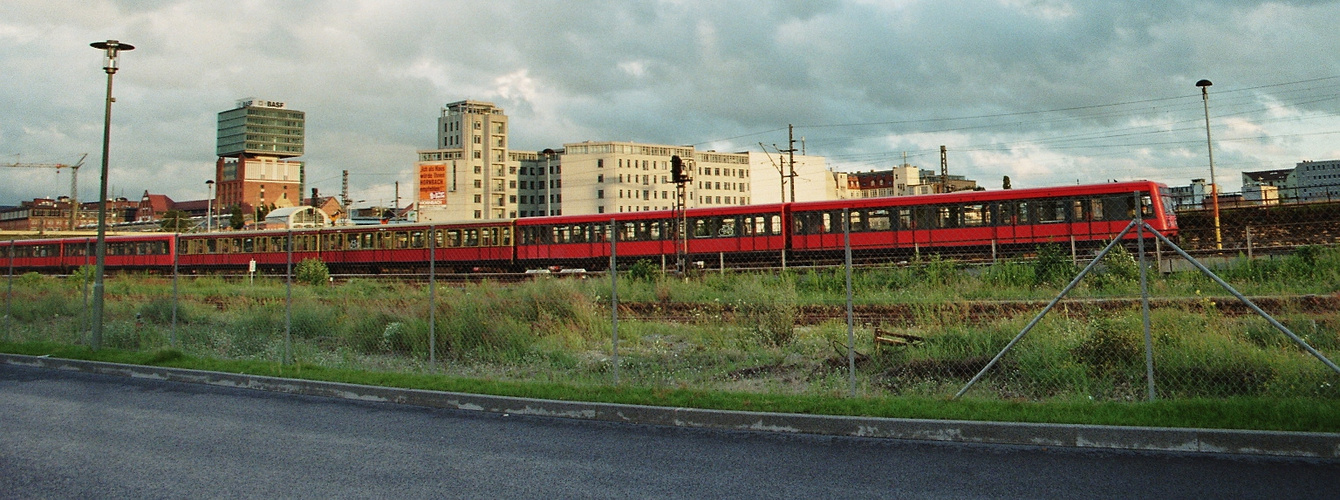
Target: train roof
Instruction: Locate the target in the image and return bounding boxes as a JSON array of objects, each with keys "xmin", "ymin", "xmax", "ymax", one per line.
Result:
[{"xmin": 792, "ymin": 180, "xmax": 1168, "ymax": 211}]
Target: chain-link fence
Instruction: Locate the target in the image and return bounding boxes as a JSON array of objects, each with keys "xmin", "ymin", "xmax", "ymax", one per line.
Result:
[{"xmin": 4, "ymin": 206, "xmax": 1340, "ymax": 404}]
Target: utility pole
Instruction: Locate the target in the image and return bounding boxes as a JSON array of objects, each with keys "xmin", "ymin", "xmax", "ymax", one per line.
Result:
[
  {"xmin": 341, "ymin": 170, "xmax": 350, "ymax": 208},
  {"xmin": 785, "ymin": 125, "xmax": 797, "ymax": 203},
  {"xmin": 394, "ymin": 181, "xmax": 401, "ymax": 221},
  {"xmin": 940, "ymin": 145, "xmax": 948, "ymax": 194}
]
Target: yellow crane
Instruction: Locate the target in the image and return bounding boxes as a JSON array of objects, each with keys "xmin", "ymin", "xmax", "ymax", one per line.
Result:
[{"xmin": 3, "ymin": 153, "xmax": 89, "ymax": 230}]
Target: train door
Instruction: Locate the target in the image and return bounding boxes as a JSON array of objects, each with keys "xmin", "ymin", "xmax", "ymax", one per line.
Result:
[
  {"xmin": 909, "ymin": 206, "xmax": 937, "ymax": 252},
  {"xmin": 996, "ymin": 200, "xmax": 1029, "ymax": 245}
]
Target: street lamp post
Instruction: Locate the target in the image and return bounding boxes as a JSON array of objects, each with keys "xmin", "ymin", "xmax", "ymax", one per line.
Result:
[
  {"xmin": 205, "ymin": 179, "xmax": 214, "ymax": 232},
  {"xmin": 1197, "ymin": 79, "xmax": 1222, "ymax": 250},
  {"xmin": 89, "ymin": 39, "xmax": 133, "ymax": 350}
]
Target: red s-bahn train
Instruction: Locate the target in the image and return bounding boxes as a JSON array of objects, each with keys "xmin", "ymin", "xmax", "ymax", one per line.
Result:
[{"xmin": 1, "ymin": 181, "xmax": 1177, "ymax": 274}]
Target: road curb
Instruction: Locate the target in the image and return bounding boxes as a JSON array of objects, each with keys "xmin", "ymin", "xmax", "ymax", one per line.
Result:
[{"xmin": 4, "ymin": 353, "xmax": 1338, "ymax": 459}]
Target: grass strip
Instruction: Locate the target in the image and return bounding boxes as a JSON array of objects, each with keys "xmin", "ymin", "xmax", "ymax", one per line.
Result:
[{"xmin": 4, "ymin": 341, "xmax": 1338, "ymax": 434}]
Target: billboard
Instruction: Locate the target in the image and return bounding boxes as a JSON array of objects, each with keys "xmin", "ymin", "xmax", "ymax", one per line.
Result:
[{"xmin": 418, "ymin": 163, "xmax": 447, "ymax": 205}]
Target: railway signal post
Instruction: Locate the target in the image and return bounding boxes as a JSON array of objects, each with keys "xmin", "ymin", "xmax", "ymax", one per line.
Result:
[{"xmin": 671, "ymin": 155, "xmax": 693, "ymax": 275}]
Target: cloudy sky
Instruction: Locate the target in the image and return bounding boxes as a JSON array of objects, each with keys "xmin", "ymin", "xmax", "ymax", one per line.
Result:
[{"xmin": 3, "ymin": 0, "xmax": 1339, "ymax": 208}]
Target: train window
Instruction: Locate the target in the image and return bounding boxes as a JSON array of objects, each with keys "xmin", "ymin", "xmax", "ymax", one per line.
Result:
[
  {"xmin": 1070, "ymin": 200, "xmax": 1087, "ymax": 222},
  {"xmin": 1087, "ymin": 199, "xmax": 1104, "ymax": 221},
  {"xmin": 1016, "ymin": 202, "xmax": 1029, "ymax": 225},
  {"xmin": 718, "ymin": 217, "xmax": 737, "ymax": 237},
  {"xmin": 243, "ymin": 238, "xmax": 254, "ymax": 252},
  {"xmin": 1034, "ymin": 200, "xmax": 1066, "ymax": 224},
  {"xmin": 847, "ymin": 211, "xmax": 864, "ymax": 232},
  {"xmin": 447, "ymin": 229, "xmax": 462, "ymax": 247},
  {"xmin": 553, "ymin": 226, "xmax": 569, "ymax": 244},
  {"xmin": 770, "ymin": 215, "xmax": 782, "ymax": 235},
  {"xmin": 487, "ymin": 228, "xmax": 502, "ymax": 246},
  {"xmin": 693, "ymin": 219, "xmax": 711, "ymax": 238},
  {"xmin": 206, "ymin": 239, "xmax": 217, "ymax": 254},
  {"xmin": 898, "ymin": 208, "xmax": 913, "ymax": 229},
  {"xmin": 937, "ymin": 206, "xmax": 954, "ymax": 229},
  {"xmin": 821, "ymin": 213, "xmax": 833, "ymax": 233},
  {"xmin": 621, "ymin": 222, "xmax": 638, "ymax": 241},
  {"xmin": 464, "ymin": 229, "xmax": 479, "ymax": 246},
  {"xmin": 434, "ymin": 230, "xmax": 445, "ymax": 248},
  {"xmin": 1141, "ymin": 195, "xmax": 1154, "ymax": 217},
  {"xmin": 394, "ymin": 232, "xmax": 409, "ymax": 249},
  {"xmin": 502, "ymin": 227, "xmax": 512, "ymax": 246},
  {"xmin": 649, "ymin": 221, "xmax": 663, "ymax": 240},
  {"xmin": 410, "ymin": 231, "xmax": 424, "ymax": 248},
  {"xmin": 1101, "ymin": 195, "xmax": 1131, "ymax": 221},
  {"xmin": 962, "ymin": 204, "xmax": 986, "ymax": 227},
  {"xmin": 868, "ymin": 209, "xmax": 891, "ymax": 231}
]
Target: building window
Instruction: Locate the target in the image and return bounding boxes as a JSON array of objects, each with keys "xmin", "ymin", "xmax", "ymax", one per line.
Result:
[
  {"xmin": 598, "ymin": 174, "xmax": 604, "ymax": 183},
  {"xmin": 598, "ymin": 206, "xmax": 605, "ymax": 214},
  {"xmin": 598, "ymin": 190, "xmax": 604, "ymax": 199},
  {"xmin": 474, "ymin": 210, "xmax": 481, "ymax": 219},
  {"xmin": 473, "ymin": 194, "xmax": 482, "ymax": 203}
]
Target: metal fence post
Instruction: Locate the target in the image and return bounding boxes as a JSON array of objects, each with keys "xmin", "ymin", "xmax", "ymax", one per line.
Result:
[
  {"xmin": 1246, "ymin": 225, "xmax": 1253, "ymax": 260},
  {"xmin": 284, "ymin": 229, "xmax": 293, "ymax": 365},
  {"xmin": 844, "ymin": 208, "xmax": 856, "ymax": 397},
  {"xmin": 1138, "ymin": 192, "xmax": 1156, "ymax": 401},
  {"xmin": 170, "ymin": 234, "xmax": 179, "ymax": 348},
  {"xmin": 429, "ymin": 224, "xmax": 437, "ymax": 366},
  {"xmin": 3, "ymin": 245, "xmax": 12, "ymax": 341},
  {"xmin": 610, "ymin": 218, "xmax": 619, "ymax": 384},
  {"xmin": 82, "ymin": 240, "xmax": 91, "ymax": 341}
]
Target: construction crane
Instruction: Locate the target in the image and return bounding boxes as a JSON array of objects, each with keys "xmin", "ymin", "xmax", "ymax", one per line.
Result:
[{"xmin": 4, "ymin": 153, "xmax": 88, "ymax": 230}]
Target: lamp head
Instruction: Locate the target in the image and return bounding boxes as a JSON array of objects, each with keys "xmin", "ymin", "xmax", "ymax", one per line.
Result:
[{"xmin": 90, "ymin": 40, "xmax": 134, "ymax": 73}]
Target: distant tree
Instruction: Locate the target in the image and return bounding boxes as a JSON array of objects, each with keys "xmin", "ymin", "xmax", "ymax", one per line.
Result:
[
  {"xmin": 158, "ymin": 209, "xmax": 193, "ymax": 232},
  {"xmin": 255, "ymin": 204, "xmax": 272, "ymax": 222},
  {"xmin": 229, "ymin": 206, "xmax": 245, "ymax": 230},
  {"xmin": 1003, "ymin": 176, "xmax": 1012, "ymax": 190}
]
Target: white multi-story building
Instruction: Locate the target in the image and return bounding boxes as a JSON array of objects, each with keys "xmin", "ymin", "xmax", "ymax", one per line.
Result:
[{"xmin": 1293, "ymin": 159, "xmax": 1340, "ymax": 202}]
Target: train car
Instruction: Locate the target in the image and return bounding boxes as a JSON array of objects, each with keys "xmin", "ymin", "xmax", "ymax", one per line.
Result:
[
  {"xmin": 177, "ymin": 220, "xmax": 516, "ymax": 274},
  {"xmin": 788, "ymin": 181, "xmax": 1176, "ymax": 261},
  {"xmin": 319, "ymin": 221, "xmax": 515, "ymax": 273},
  {"xmin": 0, "ymin": 234, "xmax": 176, "ymax": 273},
  {"xmin": 516, "ymin": 211, "xmax": 665, "ymax": 270},
  {"xmin": 515, "ymin": 203, "xmax": 789, "ymax": 270},
  {"xmin": 681, "ymin": 203, "xmax": 788, "ymax": 267},
  {"xmin": 0, "ymin": 237, "xmax": 66, "ymax": 272}
]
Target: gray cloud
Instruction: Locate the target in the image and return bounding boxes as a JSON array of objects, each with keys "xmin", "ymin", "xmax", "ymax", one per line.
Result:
[{"xmin": 3, "ymin": 0, "xmax": 1339, "ymax": 206}]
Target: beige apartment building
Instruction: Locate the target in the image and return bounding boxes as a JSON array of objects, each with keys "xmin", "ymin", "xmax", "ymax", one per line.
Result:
[
  {"xmin": 414, "ymin": 100, "xmax": 982, "ymax": 221},
  {"xmin": 417, "ymin": 100, "xmax": 518, "ymax": 222}
]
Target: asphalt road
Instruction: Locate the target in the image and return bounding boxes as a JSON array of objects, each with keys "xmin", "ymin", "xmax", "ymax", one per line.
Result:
[{"xmin": 1, "ymin": 363, "xmax": 1337, "ymax": 499}]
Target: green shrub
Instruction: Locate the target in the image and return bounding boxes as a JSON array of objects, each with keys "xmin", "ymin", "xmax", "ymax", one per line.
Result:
[
  {"xmin": 295, "ymin": 258, "xmax": 329, "ymax": 287},
  {"xmin": 1033, "ymin": 244, "xmax": 1077, "ymax": 287},
  {"xmin": 734, "ymin": 275, "xmax": 797, "ymax": 347},
  {"xmin": 138, "ymin": 297, "xmax": 179, "ymax": 324},
  {"xmin": 982, "ymin": 259, "xmax": 1034, "ymax": 289},
  {"xmin": 628, "ymin": 259, "xmax": 659, "ymax": 282},
  {"xmin": 1071, "ymin": 316, "xmax": 1142, "ymax": 374}
]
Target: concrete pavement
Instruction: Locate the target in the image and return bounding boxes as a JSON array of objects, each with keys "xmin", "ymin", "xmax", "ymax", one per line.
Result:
[{"xmin": 3, "ymin": 353, "xmax": 1337, "ymax": 459}]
